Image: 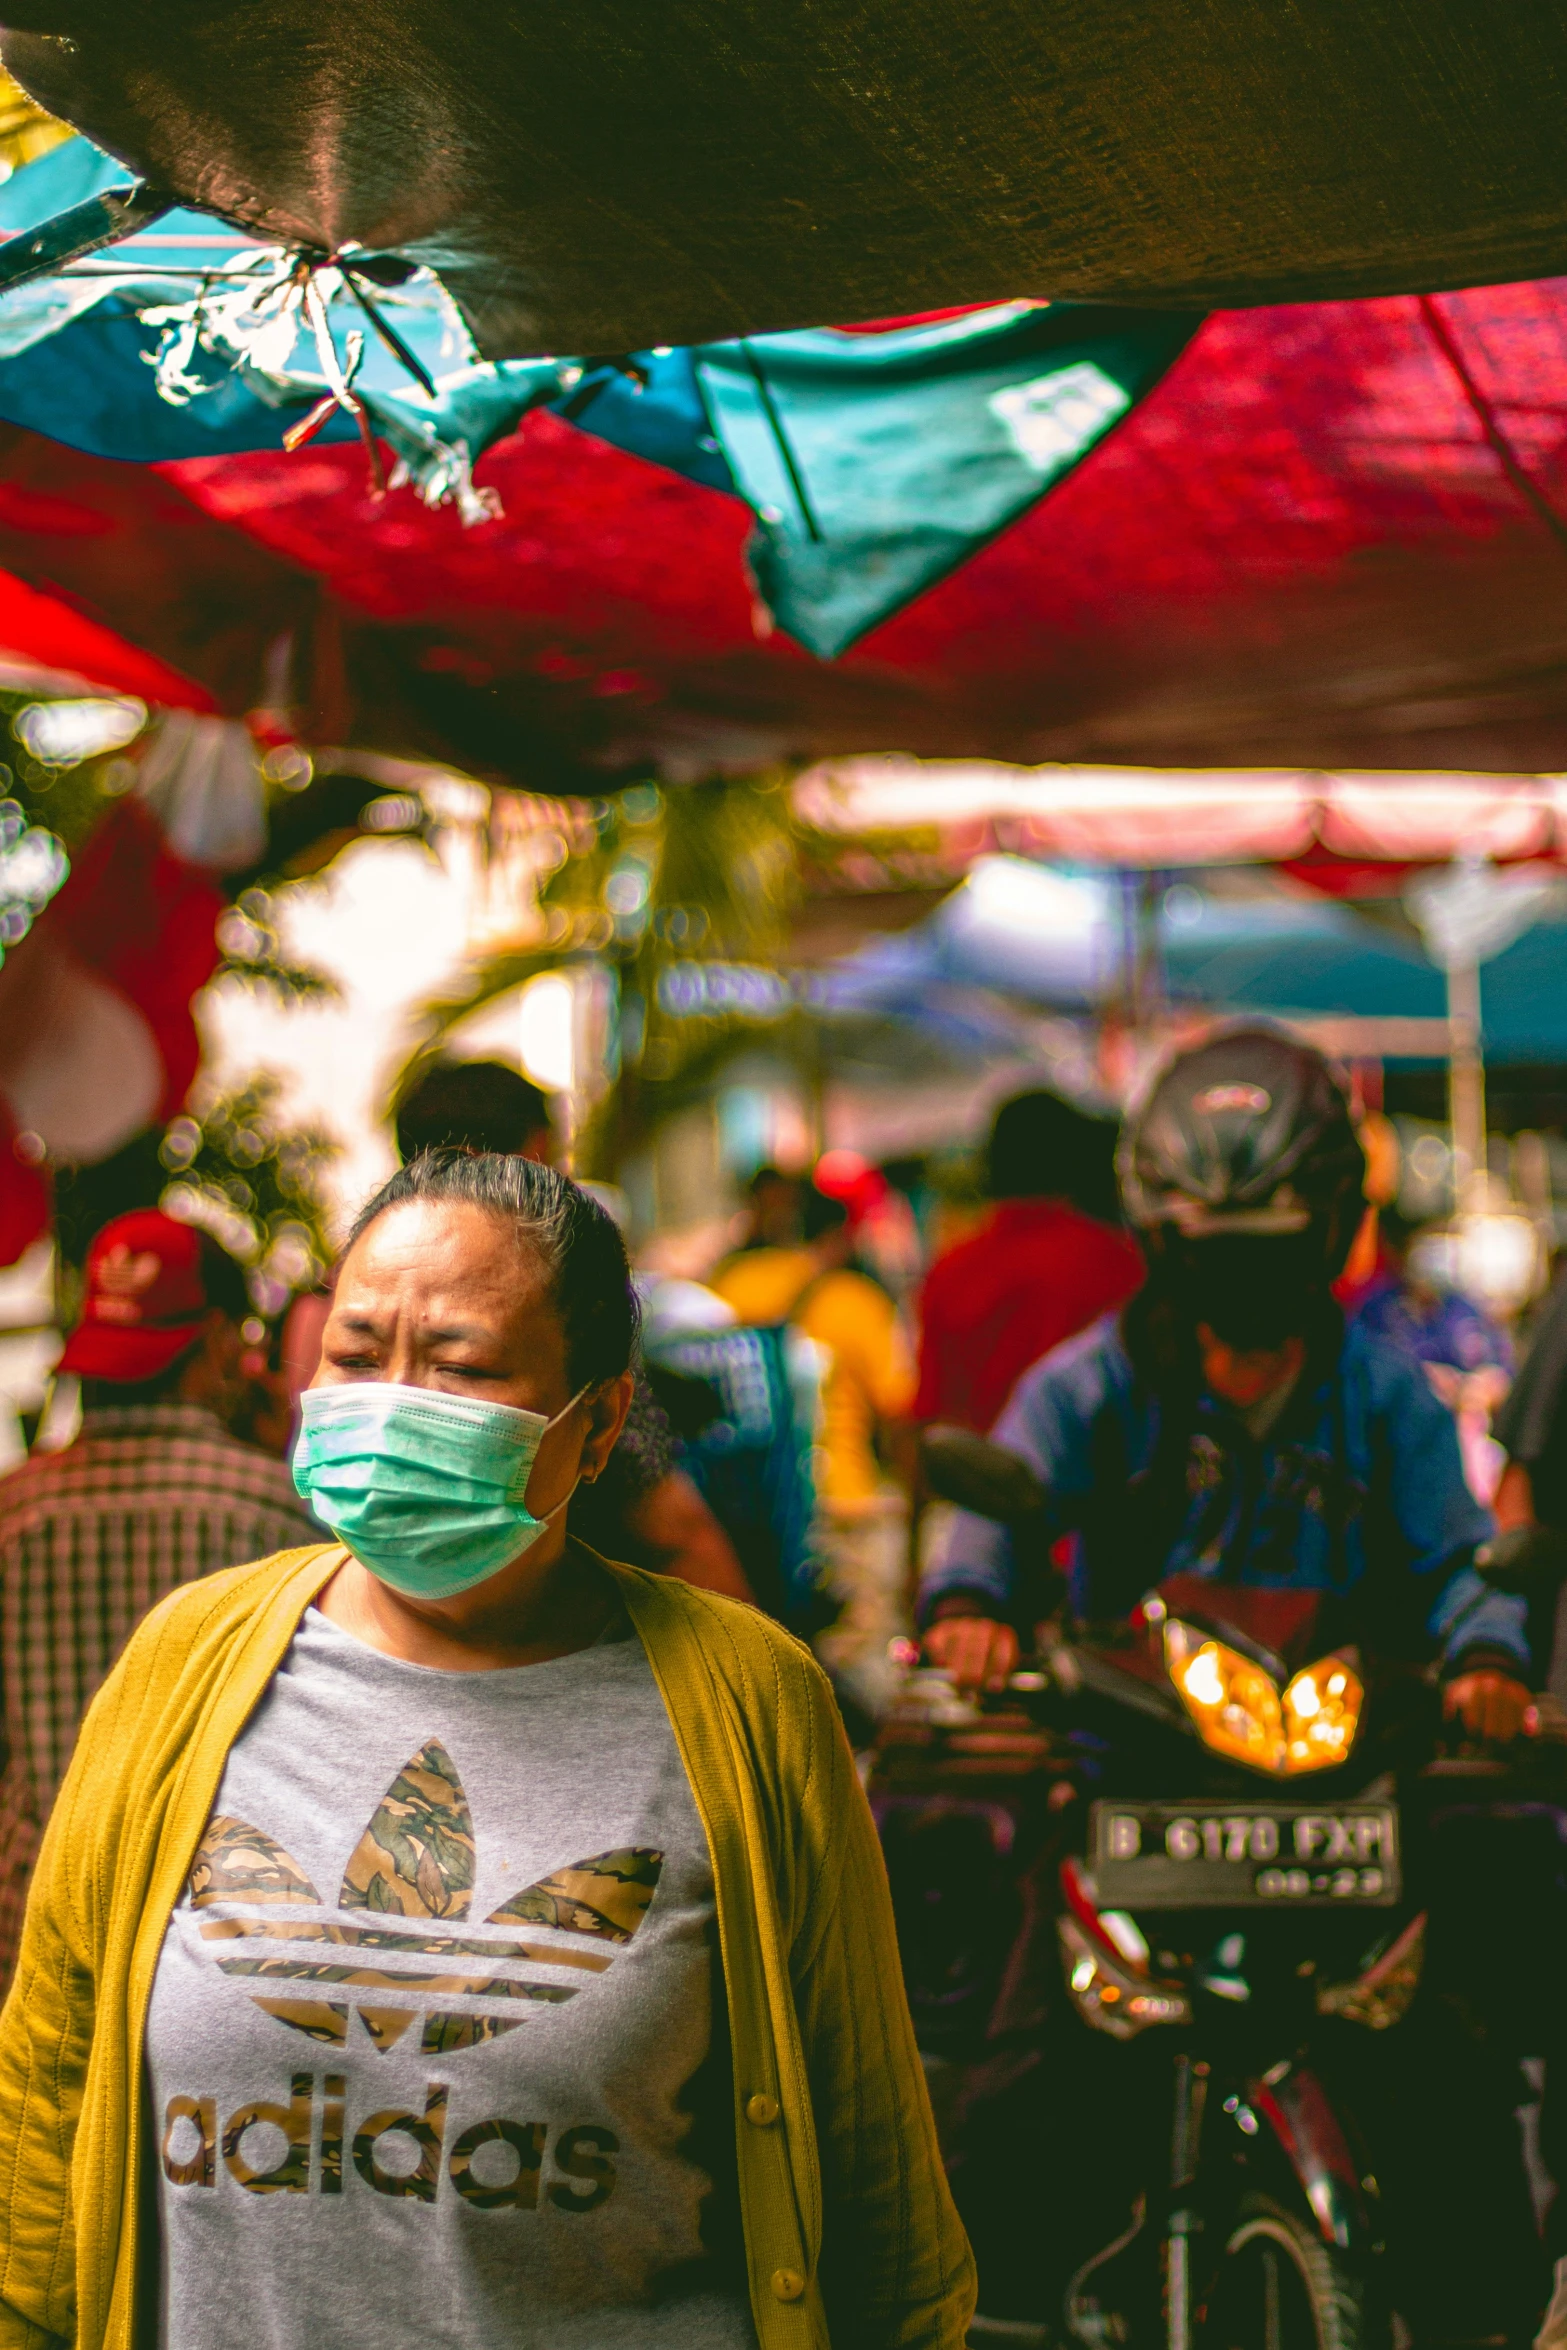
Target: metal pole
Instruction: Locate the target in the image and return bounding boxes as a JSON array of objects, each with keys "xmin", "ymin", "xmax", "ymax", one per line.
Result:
[
  {"xmin": 1135, "ymin": 869, "xmax": 1166, "ymax": 1030},
  {"xmin": 1166, "ymin": 2212, "xmax": 1192, "ymax": 2350},
  {"xmin": 1447, "ymin": 961, "xmax": 1485, "ymax": 1207},
  {"xmin": 1166, "ymin": 2056, "xmax": 1207, "ymax": 2350},
  {"xmin": 1118, "ymin": 870, "xmax": 1140, "ymax": 1027}
]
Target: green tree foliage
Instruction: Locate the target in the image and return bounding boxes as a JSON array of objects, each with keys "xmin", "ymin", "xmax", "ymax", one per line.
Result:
[
  {"xmin": 215, "ymin": 889, "xmax": 338, "ymax": 1002},
  {"xmin": 52, "ymin": 1073, "xmax": 334, "ymax": 1332},
  {"xmin": 399, "ymin": 773, "xmax": 815, "ymax": 1173},
  {"xmin": 158, "ymin": 1074, "xmax": 336, "ymax": 1309},
  {"xmin": 0, "ymin": 689, "xmax": 140, "ymax": 854}
]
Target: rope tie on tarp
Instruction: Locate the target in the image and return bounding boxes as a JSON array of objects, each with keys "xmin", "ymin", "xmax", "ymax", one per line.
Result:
[
  {"xmin": 127, "ymin": 232, "xmax": 646, "ymax": 522},
  {"xmin": 145, "ymin": 234, "xmax": 572, "ymax": 522},
  {"xmin": 0, "ymin": 185, "xmax": 529, "ymax": 521}
]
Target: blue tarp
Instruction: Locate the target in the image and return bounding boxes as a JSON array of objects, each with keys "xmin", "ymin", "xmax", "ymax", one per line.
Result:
[
  {"xmin": 1164, "ymin": 891, "xmax": 1567, "ymax": 1060},
  {"xmin": 827, "ymin": 859, "xmax": 1567, "ymax": 1062}
]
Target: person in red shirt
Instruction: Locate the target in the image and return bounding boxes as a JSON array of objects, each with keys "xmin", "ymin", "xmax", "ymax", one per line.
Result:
[{"xmin": 915, "ymin": 1089, "xmax": 1143, "ymax": 1432}]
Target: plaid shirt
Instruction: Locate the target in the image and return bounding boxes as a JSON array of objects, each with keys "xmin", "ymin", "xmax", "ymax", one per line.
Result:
[{"xmin": 0, "ymin": 1402, "xmax": 319, "ymax": 1992}]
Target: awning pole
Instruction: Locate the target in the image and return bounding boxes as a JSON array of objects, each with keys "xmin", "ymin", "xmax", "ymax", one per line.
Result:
[
  {"xmin": 1135, "ymin": 869, "xmax": 1166, "ymax": 1029},
  {"xmin": 1447, "ymin": 959, "xmax": 1485, "ymax": 1206}
]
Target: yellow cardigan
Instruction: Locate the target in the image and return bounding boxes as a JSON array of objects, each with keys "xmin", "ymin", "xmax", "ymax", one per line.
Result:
[{"xmin": 0, "ymin": 1543, "xmax": 974, "ymax": 2350}]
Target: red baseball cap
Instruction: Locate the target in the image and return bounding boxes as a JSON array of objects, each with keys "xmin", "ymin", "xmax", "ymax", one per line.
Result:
[
  {"xmin": 58, "ymin": 1209, "xmax": 214, "ymax": 1382},
  {"xmin": 812, "ymin": 1149, "xmax": 888, "ymax": 1228}
]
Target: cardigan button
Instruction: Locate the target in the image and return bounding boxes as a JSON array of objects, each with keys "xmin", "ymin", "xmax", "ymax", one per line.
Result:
[
  {"xmin": 771, "ymin": 2268, "xmax": 806, "ymax": 2302},
  {"xmin": 746, "ymin": 2092, "xmax": 780, "ymax": 2127}
]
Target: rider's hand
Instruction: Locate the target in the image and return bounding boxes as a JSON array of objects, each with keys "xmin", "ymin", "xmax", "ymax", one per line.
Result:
[
  {"xmin": 1442, "ymin": 1670, "xmax": 1535, "ymax": 1742},
  {"xmin": 924, "ymin": 1612, "xmax": 1020, "ymax": 1694}
]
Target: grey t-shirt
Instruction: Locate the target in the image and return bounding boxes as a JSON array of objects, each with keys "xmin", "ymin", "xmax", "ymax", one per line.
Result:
[{"xmin": 145, "ymin": 1601, "xmax": 758, "ymax": 2350}]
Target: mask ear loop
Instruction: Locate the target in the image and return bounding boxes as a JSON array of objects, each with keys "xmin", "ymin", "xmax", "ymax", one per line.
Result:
[
  {"xmin": 535, "ymin": 1382, "xmax": 601, "ymax": 1511},
  {"xmin": 543, "ymin": 1382, "xmax": 594, "ymax": 1434}
]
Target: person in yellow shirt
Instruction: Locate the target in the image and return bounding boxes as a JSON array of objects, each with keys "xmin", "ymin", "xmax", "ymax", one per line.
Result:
[{"xmin": 713, "ymin": 1176, "xmax": 916, "ymax": 1716}]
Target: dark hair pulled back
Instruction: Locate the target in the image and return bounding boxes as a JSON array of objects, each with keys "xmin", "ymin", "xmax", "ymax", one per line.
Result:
[{"xmin": 347, "ymin": 1150, "xmax": 640, "ymax": 1389}]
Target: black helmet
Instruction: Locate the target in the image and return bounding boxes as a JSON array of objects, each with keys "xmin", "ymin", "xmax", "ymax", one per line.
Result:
[{"xmin": 1119, "ymin": 1025, "xmax": 1367, "ymax": 1279}]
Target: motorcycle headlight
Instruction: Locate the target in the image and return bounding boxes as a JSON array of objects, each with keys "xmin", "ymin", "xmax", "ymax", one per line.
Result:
[
  {"xmin": 1164, "ymin": 1621, "xmax": 1363, "ymax": 1776},
  {"xmin": 1165, "ymin": 1619, "xmax": 1285, "ymax": 1771},
  {"xmin": 1281, "ymin": 1657, "xmax": 1364, "ymax": 1773}
]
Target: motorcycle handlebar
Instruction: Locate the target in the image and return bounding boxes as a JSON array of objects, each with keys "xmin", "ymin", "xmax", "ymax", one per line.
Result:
[
  {"xmin": 920, "ymin": 1423, "xmax": 1048, "ymax": 1523},
  {"xmin": 1475, "ymin": 1521, "xmax": 1567, "ymax": 1595}
]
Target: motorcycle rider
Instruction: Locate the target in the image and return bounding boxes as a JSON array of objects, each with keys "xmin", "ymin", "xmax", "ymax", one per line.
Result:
[
  {"xmin": 920, "ymin": 1026, "xmax": 1533, "ymax": 1737},
  {"xmin": 917, "ymin": 1027, "xmax": 1547, "ymax": 2344}
]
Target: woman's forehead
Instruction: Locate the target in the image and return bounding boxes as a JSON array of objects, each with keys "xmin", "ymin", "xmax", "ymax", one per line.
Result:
[{"xmin": 342, "ymin": 1198, "xmax": 553, "ymax": 1309}]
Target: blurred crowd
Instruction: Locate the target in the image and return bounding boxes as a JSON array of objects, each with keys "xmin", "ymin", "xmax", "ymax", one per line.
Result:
[{"xmin": 1, "ymin": 1056, "xmax": 1561, "ymax": 1992}]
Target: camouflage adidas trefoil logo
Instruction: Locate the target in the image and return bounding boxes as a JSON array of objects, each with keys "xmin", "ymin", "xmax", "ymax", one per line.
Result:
[{"xmin": 189, "ymin": 1738, "xmax": 664, "ymax": 2057}]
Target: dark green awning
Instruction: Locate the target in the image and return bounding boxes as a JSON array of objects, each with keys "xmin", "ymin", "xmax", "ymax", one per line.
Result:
[{"xmin": 5, "ymin": 1, "xmax": 1567, "ymax": 357}]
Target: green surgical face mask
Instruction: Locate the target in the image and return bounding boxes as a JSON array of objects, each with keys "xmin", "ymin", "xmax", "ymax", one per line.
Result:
[{"xmin": 293, "ymin": 1380, "xmax": 589, "ymax": 1599}]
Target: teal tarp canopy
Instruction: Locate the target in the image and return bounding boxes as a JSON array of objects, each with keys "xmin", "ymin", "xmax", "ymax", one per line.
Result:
[{"xmin": 697, "ymin": 306, "xmax": 1193, "ymax": 657}]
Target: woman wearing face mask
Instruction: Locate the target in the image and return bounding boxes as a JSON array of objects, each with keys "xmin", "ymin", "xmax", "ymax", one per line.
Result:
[{"xmin": 0, "ymin": 1152, "xmax": 973, "ymax": 2350}]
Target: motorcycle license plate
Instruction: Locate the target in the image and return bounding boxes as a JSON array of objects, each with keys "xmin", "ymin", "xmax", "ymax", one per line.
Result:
[{"xmin": 1089, "ymin": 1799, "xmax": 1400, "ymax": 1909}]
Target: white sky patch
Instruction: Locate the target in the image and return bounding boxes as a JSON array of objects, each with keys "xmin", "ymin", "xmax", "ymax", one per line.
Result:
[{"xmin": 200, "ymin": 834, "xmax": 479, "ymax": 1240}]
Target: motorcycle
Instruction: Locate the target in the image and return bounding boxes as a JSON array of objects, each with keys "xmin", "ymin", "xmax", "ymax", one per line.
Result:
[{"xmin": 874, "ymin": 1427, "xmax": 1560, "ymax": 2350}]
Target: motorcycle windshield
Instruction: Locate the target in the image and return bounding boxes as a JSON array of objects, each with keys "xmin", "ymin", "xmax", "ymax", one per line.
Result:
[{"xmin": 1154, "ymin": 1575, "xmax": 1329, "ymax": 1679}]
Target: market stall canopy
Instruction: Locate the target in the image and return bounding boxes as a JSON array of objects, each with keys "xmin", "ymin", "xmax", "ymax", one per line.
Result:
[
  {"xmin": 796, "ymin": 765, "xmax": 1567, "ymax": 876},
  {"xmin": 0, "ymin": 144, "xmax": 1198, "ymax": 658},
  {"xmin": 3, "ymin": 267, "xmax": 1567, "ymax": 771},
  {"xmin": 6, "ymin": 2, "xmax": 1567, "ymax": 351},
  {"xmin": 0, "ymin": 567, "xmax": 210, "ymax": 708},
  {"xmin": 829, "ymin": 857, "xmax": 1567, "ymax": 1063}
]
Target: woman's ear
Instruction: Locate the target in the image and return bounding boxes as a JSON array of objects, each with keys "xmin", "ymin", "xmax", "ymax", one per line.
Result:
[{"xmin": 579, "ymin": 1370, "xmax": 635, "ymax": 1479}]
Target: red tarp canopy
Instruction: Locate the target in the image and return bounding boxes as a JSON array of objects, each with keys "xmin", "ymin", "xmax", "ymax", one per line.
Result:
[{"xmin": 2, "ymin": 279, "xmax": 1567, "ymax": 781}]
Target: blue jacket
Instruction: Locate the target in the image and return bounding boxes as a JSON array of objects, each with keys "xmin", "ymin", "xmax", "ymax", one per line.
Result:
[{"xmin": 920, "ymin": 1314, "xmax": 1527, "ymax": 1676}]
